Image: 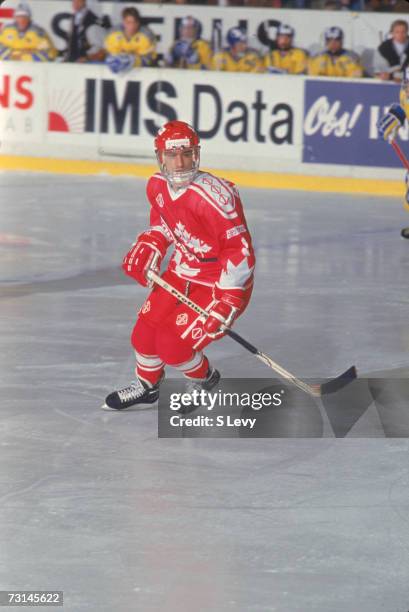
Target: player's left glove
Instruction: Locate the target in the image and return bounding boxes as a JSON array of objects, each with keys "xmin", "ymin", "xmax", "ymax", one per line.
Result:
[
  {"xmin": 204, "ymin": 284, "xmax": 244, "ymax": 339},
  {"xmin": 378, "ymin": 103, "xmax": 406, "ymax": 141}
]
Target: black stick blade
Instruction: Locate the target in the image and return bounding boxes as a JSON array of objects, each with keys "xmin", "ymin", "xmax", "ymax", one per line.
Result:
[{"xmin": 319, "ymin": 366, "xmax": 357, "ymax": 396}]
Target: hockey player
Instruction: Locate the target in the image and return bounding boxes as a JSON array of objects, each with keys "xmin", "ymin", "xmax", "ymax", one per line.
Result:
[
  {"xmin": 105, "ymin": 6, "xmax": 157, "ymax": 73},
  {"xmin": 0, "ymin": 2, "xmax": 56, "ymax": 62},
  {"xmin": 103, "ymin": 121, "xmax": 255, "ymax": 410},
  {"xmin": 308, "ymin": 27, "xmax": 363, "ymax": 78},
  {"xmin": 378, "ymin": 72, "xmax": 409, "ymax": 237},
  {"xmin": 264, "ymin": 24, "xmax": 308, "ymax": 75},
  {"xmin": 211, "ymin": 27, "xmax": 263, "ymax": 73},
  {"xmin": 166, "ymin": 16, "xmax": 212, "ymax": 70}
]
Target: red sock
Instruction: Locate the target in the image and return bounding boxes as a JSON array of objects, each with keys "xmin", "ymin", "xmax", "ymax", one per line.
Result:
[
  {"xmin": 175, "ymin": 353, "xmax": 210, "ymax": 380},
  {"xmin": 132, "ymin": 317, "xmax": 164, "ymax": 386}
]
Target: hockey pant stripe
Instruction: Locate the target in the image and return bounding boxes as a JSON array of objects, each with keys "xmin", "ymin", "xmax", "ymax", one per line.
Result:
[
  {"xmin": 134, "ymin": 350, "xmax": 164, "ymax": 370},
  {"xmin": 134, "ymin": 347, "xmax": 165, "ymax": 386}
]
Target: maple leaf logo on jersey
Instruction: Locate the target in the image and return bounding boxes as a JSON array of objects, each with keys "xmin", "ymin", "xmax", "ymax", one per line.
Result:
[
  {"xmin": 174, "ymin": 222, "xmax": 212, "ymax": 256},
  {"xmin": 219, "ymin": 257, "xmax": 254, "ymax": 287}
]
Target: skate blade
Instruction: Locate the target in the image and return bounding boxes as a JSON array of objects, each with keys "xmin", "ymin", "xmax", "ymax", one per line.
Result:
[{"xmin": 101, "ymin": 400, "xmax": 158, "ymax": 412}]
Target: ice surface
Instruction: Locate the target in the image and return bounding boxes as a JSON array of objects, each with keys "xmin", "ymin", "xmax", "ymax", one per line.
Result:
[{"xmin": 1, "ymin": 172, "xmax": 409, "ymax": 611}]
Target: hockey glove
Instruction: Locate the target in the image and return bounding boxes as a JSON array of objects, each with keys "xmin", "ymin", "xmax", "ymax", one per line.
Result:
[
  {"xmin": 378, "ymin": 104, "xmax": 406, "ymax": 141},
  {"xmin": 172, "ymin": 40, "xmax": 199, "ymax": 65},
  {"xmin": 122, "ymin": 231, "xmax": 168, "ymax": 288},
  {"xmin": 204, "ymin": 285, "xmax": 244, "ymax": 339},
  {"xmin": 106, "ymin": 53, "xmax": 134, "ymax": 74}
]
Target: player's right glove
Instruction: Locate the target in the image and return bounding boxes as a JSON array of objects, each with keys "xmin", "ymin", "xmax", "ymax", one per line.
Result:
[
  {"xmin": 122, "ymin": 230, "xmax": 168, "ymax": 287},
  {"xmin": 378, "ymin": 104, "xmax": 406, "ymax": 141}
]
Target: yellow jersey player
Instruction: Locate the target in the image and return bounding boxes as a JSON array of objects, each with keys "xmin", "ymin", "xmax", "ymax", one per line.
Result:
[
  {"xmin": 378, "ymin": 72, "xmax": 409, "ymax": 237},
  {"xmin": 211, "ymin": 27, "xmax": 263, "ymax": 73},
  {"xmin": 308, "ymin": 27, "xmax": 363, "ymax": 78},
  {"xmin": 105, "ymin": 6, "xmax": 156, "ymax": 73},
  {"xmin": 0, "ymin": 2, "xmax": 56, "ymax": 62},
  {"xmin": 166, "ymin": 16, "xmax": 212, "ymax": 70},
  {"xmin": 264, "ymin": 24, "xmax": 308, "ymax": 75}
]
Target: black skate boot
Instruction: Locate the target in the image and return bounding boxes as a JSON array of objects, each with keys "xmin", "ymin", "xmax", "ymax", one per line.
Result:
[
  {"xmin": 102, "ymin": 376, "xmax": 163, "ymax": 411},
  {"xmin": 178, "ymin": 367, "xmax": 221, "ymax": 415}
]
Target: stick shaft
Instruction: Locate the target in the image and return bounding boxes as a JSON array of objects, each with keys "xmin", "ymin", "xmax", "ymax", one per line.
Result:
[
  {"xmin": 391, "ymin": 140, "xmax": 409, "ymax": 170},
  {"xmin": 147, "ymin": 269, "xmax": 320, "ymax": 397}
]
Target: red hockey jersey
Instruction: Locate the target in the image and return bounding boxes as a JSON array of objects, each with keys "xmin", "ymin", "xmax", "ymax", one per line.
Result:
[{"xmin": 145, "ymin": 171, "xmax": 255, "ymax": 289}]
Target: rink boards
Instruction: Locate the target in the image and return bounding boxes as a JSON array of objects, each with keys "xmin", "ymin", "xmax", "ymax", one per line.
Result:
[{"xmin": 0, "ymin": 60, "xmax": 406, "ymax": 188}]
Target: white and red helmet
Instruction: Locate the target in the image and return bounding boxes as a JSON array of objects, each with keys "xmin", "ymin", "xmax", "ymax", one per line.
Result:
[{"xmin": 155, "ymin": 121, "xmax": 200, "ymax": 190}]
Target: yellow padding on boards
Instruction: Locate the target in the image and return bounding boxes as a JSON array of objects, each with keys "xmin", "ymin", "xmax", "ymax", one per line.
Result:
[{"xmin": 0, "ymin": 154, "xmax": 404, "ymax": 197}]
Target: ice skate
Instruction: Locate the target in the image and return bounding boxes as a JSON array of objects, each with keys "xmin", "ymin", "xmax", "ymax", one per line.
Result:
[
  {"xmin": 102, "ymin": 376, "xmax": 162, "ymax": 411},
  {"xmin": 178, "ymin": 366, "xmax": 221, "ymax": 415}
]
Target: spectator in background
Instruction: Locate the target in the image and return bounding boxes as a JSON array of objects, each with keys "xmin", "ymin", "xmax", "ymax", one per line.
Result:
[
  {"xmin": 264, "ymin": 24, "xmax": 308, "ymax": 75},
  {"xmin": 374, "ymin": 20, "xmax": 409, "ymax": 82},
  {"xmin": 367, "ymin": 0, "xmax": 399, "ymax": 11},
  {"xmin": 166, "ymin": 16, "xmax": 212, "ymax": 70},
  {"xmin": 323, "ymin": 0, "xmax": 339, "ymax": 8},
  {"xmin": 65, "ymin": 0, "xmax": 106, "ymax": 63},
  {"xmin": 0, "ymin": 3, "xmax": 56, "ymax": 62},
  {"xmin": 211, "ymin": 27, "xmax": 262, "ymax": 72},
  {"xmin": 105, "ymin": 7, "xmax": 157, "ymax": 73},
  {"xmin": 337, "ymin": 0, "xmax": 363, "ymax": 9},
  {"xmin": 308, "ymin": 27, "xmax": 363, "ymax": 78}
]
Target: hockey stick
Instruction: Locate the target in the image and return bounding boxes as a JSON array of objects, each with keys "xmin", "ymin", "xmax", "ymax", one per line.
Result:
[
  {"xmin": 390, "ymin": 139, "xmax": 409, "ymax": 170},
  {"xmin": 146, "ymin": 269, "xmax": 357, "ymax": 398}
]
